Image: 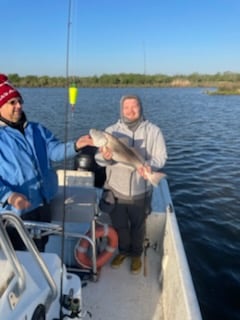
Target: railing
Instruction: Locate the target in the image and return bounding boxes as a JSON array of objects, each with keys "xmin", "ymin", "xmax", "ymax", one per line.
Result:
[
  {"xmin": 0, "ymin": 212, "xmax": 58, "ymax": 311},
  {"xmin": 23, "ymin": 218, "xmax": 98, "ymax": 279},
  {"xmin": 0, "ymin": 216, "xmax": 26, "ymax": 303}
]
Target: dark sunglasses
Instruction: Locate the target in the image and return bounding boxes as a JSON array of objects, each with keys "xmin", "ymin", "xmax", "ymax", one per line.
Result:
[{"xmin": 8, "ymin": 98, "xmax": 24, "ymax": 106}]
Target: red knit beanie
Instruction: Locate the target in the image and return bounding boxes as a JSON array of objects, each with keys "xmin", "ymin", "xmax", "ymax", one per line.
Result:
[{"xmin": 0, "ymin": 74, "xmax": 22, "ymax": 108}]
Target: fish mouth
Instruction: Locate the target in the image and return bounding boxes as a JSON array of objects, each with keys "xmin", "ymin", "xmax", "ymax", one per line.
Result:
[
  {"xmin": 89, "ymin": 129, "xmax": 107, "ymax": 147},
  {"xmin": 89, "ymin": 129, "xmax": 95, "ymax": 136}
]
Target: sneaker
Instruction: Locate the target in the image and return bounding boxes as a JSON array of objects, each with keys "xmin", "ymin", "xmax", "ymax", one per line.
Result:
[
  {"xmin": 130, "ymin": 256, "xmax": 142, "ymax": 274},
  {"xmin": 111, "ymin": 254, "xmax": 127, "ymax": 269}
]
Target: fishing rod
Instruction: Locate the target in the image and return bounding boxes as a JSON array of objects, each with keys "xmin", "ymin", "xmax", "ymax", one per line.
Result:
[
  {"xmin": 66, "ymin": 0, "xmax": 78, "ymax": 112},
  {"xmin": 59, "ymin": 0, "xmax": 80, "ymax": 318}
]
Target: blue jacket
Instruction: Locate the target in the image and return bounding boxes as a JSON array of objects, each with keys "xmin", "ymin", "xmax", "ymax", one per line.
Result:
[{"xmin": 0, "ymin": 121, "xmax": 76, "ymax": 216}]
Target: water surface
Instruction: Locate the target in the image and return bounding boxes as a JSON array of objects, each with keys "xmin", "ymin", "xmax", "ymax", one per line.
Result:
[{"xmin": 22, "ymin": 87, "xmax": 240, "ymax": 320}]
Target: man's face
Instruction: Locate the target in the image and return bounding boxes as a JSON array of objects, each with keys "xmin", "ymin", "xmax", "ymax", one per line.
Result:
[
  {"xmin": 0, "ymin": 97, "xmax": 23, "ymax": 122},
  {"xmin": 122, "ymin": 98, "xmax": 140, "ymax": 122}
]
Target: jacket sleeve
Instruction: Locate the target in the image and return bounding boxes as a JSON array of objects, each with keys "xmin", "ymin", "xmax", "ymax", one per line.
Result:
[
  {"xmin": 145, "ymin": 124, "xmax": 167, "ymax": 170},
  {"xmin": 37, "ymin": 124, "xmax": 76, "ymax": 161},
  {"xmin": 0, "ymin": 178, "xmax": 12, "ymax": 209}
]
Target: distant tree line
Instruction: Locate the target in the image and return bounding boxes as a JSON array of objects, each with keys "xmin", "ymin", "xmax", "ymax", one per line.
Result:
[{"xmin": 8, "ymin": 72, "xmax": 240, "ymax": 88}]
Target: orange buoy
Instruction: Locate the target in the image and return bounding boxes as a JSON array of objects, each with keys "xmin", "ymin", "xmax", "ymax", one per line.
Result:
[{"xmin": 75, "ymin": 225, "xmax": 118, "ymax": 269}]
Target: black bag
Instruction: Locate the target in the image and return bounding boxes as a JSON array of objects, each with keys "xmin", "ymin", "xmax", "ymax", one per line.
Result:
[{"xmin": 99, "ymin": 189, "xmax": 116, "ymax": 214}]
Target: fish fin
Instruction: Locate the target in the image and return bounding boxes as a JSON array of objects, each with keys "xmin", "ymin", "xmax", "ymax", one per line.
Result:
[
  {"xmin": 118, "ymin": 137, "xmax": 129, "ymax": 145},
  {"xmin": 117, "ymin": 137, "xmax": 143, "ymax": 157},
  {"xmin": 146, "ymin": 172, "xmax": 166, "ymax": 186}
]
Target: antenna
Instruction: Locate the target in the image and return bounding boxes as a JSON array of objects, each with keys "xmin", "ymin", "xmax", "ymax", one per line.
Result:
[{"xmin": 143, "ymin": 41, "xmax": 146, "ymax": 75}]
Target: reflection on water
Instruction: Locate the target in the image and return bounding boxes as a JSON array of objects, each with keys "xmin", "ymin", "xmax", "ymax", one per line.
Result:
[{"xmin": 22, "ymin": 87, "xmax": 240, "ymax": 320}]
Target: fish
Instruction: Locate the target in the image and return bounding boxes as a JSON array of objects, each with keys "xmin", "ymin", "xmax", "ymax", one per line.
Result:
[{"xmin": 89, "ymin": 128, "xmax": 166, "ymax": 186}]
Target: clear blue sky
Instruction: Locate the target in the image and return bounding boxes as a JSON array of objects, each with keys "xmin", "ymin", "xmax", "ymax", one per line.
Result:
[{"xmin": 1, "ymin": 0, "xmax": 240, "ymax": 77}]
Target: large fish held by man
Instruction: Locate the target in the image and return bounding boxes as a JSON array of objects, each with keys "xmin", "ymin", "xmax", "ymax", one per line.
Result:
[{"xmin": 89, "ymin": 128, "xmax": 166, "ymax": 186}]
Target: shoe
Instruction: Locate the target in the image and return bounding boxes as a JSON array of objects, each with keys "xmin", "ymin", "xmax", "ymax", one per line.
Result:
[
  {"xmin": 131, "ymin": 256, "xmax": 142, "ymax": 274},
  {"xmin": 111, "ymin": 254, "xmax": 127, "ymax": 269}
]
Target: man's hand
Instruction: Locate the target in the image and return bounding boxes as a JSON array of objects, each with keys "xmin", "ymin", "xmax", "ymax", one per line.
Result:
[
  {"xmin": 100, "ymin": 146, "xmax": 113, "ymax": 160},
  {"xmin": 8, "ymin": 192, "xmax": 31, "ymax": 210},
  {"xmin": 75, "ymin": 135, "xmax": 94, "ymax": 150},
  {"xmin": 137, "ymin": 165, "xmax": 151, "ymax": 179}
]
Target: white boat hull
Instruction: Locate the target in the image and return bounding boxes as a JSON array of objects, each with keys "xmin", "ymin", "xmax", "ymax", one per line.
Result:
[{"xmin": 0, "ymin": 170, "xmax": 202, "ymax": 319}]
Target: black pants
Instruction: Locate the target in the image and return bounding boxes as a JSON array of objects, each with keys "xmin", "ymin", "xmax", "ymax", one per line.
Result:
[
  {"xmin": 110, "ymin": 195, "xmax": 151, "ymax": 257},
  {"xmin": 6, "ymin": 203, "xmax": 51, "ymax": 252}
]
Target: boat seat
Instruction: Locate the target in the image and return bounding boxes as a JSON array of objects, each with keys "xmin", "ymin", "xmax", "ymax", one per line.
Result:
[
  {"xmin": 51, "ymin": 169, "xmax": 97, "ymax": 222},
  {"xmin": 46, "ymin": 170, "xmax": 99, "ymax": 269},
  {"xmin": 51, "ymin": 185, "xmax": 97, "ymax": 223}
]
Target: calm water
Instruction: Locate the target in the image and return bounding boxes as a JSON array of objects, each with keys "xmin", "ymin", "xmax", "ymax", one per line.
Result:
[{"xmin": 22, "ymin": 87, "xmax": 240, "ymax": 320}]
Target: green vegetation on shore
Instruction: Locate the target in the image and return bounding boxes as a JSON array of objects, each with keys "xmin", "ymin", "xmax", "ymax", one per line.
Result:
[{"xmin": 8, "ymin": 72, "xmax": 240, "ymax": 94}]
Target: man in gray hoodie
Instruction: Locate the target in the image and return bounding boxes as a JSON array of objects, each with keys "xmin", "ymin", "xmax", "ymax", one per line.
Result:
[{"xmin": 95, "ymin": 95, "xmax": 167, "ymax": 274}]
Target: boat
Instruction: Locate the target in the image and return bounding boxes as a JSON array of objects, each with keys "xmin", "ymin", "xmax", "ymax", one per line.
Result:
[{"xmin": 0, "ymin": 169, "xmax": 202, "ymax": 320}]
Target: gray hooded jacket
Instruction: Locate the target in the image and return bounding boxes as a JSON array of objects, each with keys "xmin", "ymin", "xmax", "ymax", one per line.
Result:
[{"xmin": 95, "ymin": 97, "xmax": 167, "ymax": 200}]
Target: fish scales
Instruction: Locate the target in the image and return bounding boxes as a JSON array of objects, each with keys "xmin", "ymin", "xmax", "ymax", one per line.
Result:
[{"xmin": 89, "ymin": 129, "xmax": 165, "ymax": 186}]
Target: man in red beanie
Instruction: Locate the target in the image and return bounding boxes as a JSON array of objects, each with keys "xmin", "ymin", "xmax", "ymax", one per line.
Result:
[
  {"xmin": 0, "ymin": 74, "xmax": 93, "ymax": 251},
  {"xmin": 0, "ymin": 74, "xmax": 22, "ymax": 107}
]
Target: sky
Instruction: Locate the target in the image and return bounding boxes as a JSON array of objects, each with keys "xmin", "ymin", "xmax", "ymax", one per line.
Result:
[{"xmin": 1, "ymin": 0, "xmax": 240, "ymax": 77}]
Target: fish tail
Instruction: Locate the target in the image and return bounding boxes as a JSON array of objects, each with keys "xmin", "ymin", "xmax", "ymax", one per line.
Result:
[{"xmin": 147, "ymin": 172, "xmax": 166, "ymax": 186}]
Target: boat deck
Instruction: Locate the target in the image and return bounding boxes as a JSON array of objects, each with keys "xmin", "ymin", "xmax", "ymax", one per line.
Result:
[
  {"xmin": 0, "ymin": 172, "xmax": 202, "ymax": 320},
  {"xmin": 82, "ymin": 246, "xmax": 163, "ymax": 320}
]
